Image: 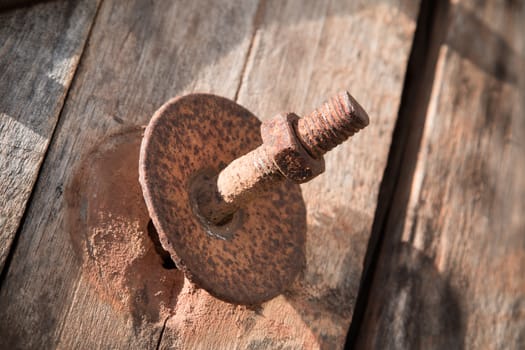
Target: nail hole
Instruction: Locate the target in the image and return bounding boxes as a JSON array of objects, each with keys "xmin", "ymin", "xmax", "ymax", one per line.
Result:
[{"xmin": 147, "ymin": 220, "xmax": 177, "ymax": 270}]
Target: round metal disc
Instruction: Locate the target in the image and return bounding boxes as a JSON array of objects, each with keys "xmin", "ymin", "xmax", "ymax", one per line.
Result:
[{"xmin": 139, "ymin": 94, "xmax": 306, "ymax": 304}]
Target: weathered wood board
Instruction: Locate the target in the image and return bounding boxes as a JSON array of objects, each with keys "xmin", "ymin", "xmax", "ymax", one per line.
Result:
[
  {"xmin": 357, "ymin": 1, "xmax": 525, "ymax": 348},
  {"xmin": 0, "ymin": 0, "xmax": 99, "ymax": 272},
  {"xmin": 0, "ymin": 0, "xmax": 260, "ymax": 348},
  {"xmin": 0, "ymin": 0, "xmax": 419, "ymax": 349},
  {"xmin": 160, "ymin": 0, "xmax": 419, "ymax": 348}
]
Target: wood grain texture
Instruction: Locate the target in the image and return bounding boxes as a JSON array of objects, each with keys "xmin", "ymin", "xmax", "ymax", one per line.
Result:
[
  {"xmin": 0, "ymin": 0, "xmax": 259, "ymax": 348},
  {"xmin": 357, "ymin": 1, "xmax": 525, "ymax": 349},
  {"xmin": 158, "ymin": 0, "xmax": 419, "ymax": 348},
  {"xmin": 0, "ymin": 0, "xmax": 98, "ymax": 272},
  {"xmin": 0, "ymin": 0, "xmax": 419, "ymax": 349}
]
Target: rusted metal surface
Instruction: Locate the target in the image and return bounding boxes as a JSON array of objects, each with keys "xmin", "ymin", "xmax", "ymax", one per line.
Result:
[
  {"xmin": 195, "ymin": 112, "xmax": 326, "ymax": 225},
  {"xmin": 195, "ymin": 144, "xmax": 285, "ymax": 225},
  {"xmin": 197, "ymin": 91, "xmax": 369, "ymax": 225},
  {"xmin": 139, "ymin": 92, "xmax": 369, "ymax": 305},
  {"xmin": 261, "ymin": 112, "xmax": 325, "ymax": 183},
  {"xmin": 139, "ymin": 94, "xmax": 306, "ymax": 305},
  {"xmin": 296, "ymin": 91, "xmax": 369, "ymax": 158}
]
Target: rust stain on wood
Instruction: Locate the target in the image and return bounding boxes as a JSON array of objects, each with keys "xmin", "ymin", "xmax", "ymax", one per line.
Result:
[{"xmin": 66, "ymin": 128, "xmax": 183, "ymax": 327}]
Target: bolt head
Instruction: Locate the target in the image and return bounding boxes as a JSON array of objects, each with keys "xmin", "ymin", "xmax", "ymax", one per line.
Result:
[{"xmin": 261, "ymin": 113, "xmax": 325, "ymax": 183}]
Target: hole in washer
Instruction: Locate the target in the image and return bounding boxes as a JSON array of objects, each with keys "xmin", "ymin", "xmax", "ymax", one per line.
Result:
[
  {"xmin": 188, "ymin": 168, "xmax": 243, "ymax": 240},
  {"xmin": 214, "ymin": 212, "xmax": 235, "ymax": 227}
]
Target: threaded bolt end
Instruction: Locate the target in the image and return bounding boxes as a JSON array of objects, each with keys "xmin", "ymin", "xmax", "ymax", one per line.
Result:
[{"xmin": 295, "ymin": 91, "xmax": 369, "ymax": 158}]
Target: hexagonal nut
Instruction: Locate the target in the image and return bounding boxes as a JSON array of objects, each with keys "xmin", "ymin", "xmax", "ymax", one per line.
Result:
[{"xmin": 261, "ymin": 113, "xmax": 325, "ymax": 183}]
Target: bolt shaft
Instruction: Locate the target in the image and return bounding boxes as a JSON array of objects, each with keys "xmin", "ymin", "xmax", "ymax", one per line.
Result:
[
  {"xmin": 296, "ymin": 91, "xmax": 369, "ymax": 158},
  {"xmin": 196, "ymin": 91, "xmax": 369, "ymax": 225},
  {"xmin": 195, "ymin": 144, "xmax": 283, "ymax": 225}
]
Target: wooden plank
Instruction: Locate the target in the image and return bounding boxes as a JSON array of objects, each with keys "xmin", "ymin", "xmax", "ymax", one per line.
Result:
[
  {"xmin": 158, "ymin": 0, "xmax": 419, "ymax": 348},
  {"xmin": 357, "ymin": 1, "xmax": 525, "ymax": 348},
  {"xmin": 0, "ymin": 0, "xmax": 259, "ymax": 348},
  {"xmin": 0, "ymin": 0, "xmax": 99, "ymax": 272},
  {"xmin": 0, "ymin": 0, "xmax": 419, "ymax": 349}
]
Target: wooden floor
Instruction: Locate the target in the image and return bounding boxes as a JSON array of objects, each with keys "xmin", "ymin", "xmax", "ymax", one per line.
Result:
[{"xmin": 0, "ymin": 0, "xmax": 523, "ymax": 349}]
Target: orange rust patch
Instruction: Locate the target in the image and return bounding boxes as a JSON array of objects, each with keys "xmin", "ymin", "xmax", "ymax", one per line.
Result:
[
  {"xmin": 66, "ymin": 128, "xmax": 183, "ymax": 326},
  {"xmin": 139, "ymin": 94, "xmax": 307, "ymax": 305}
]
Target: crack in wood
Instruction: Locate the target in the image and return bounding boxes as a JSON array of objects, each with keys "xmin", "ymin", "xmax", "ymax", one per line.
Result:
[{"xmin": 234, "ymin": 0, "xmax": 265, "ymax": 102}]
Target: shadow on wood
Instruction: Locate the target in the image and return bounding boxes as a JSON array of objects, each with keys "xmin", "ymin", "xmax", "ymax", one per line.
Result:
[{"xmin": 363, "ymin": 243, "xmax": 465, "ymax": 349}]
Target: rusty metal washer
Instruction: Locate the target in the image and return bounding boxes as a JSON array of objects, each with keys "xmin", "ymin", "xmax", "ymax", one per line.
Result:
[{"xmin": 139, "ymin": 94, "xmax": 306, "ymax": 305}]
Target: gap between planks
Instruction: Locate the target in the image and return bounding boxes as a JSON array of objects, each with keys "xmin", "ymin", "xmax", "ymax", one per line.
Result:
[
  {"xmin": 353, "ymin": 0, "xmax": 525, "ymax": 348},
  {"xmin": 345, "ymin": 0, "xmax": 449, "ymax": 346}
]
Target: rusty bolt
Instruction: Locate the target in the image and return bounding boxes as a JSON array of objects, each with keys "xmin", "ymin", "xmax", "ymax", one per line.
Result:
[
  {"xmin": 195, "ymin": 91, "xmax": 369, "ymax": 225},
  {"xmin": 261, "ymin": 113, "xmax": 325, "ymax": 183}
]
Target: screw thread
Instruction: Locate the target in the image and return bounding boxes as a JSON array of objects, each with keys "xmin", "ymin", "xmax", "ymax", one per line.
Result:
[
  {"xmin": 195, "ymin": 91, "xmax": 369, "ymax": 225},
  {"xmin": 296, "ymin": 91, "xmax": 369, "ymax": 158}
]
